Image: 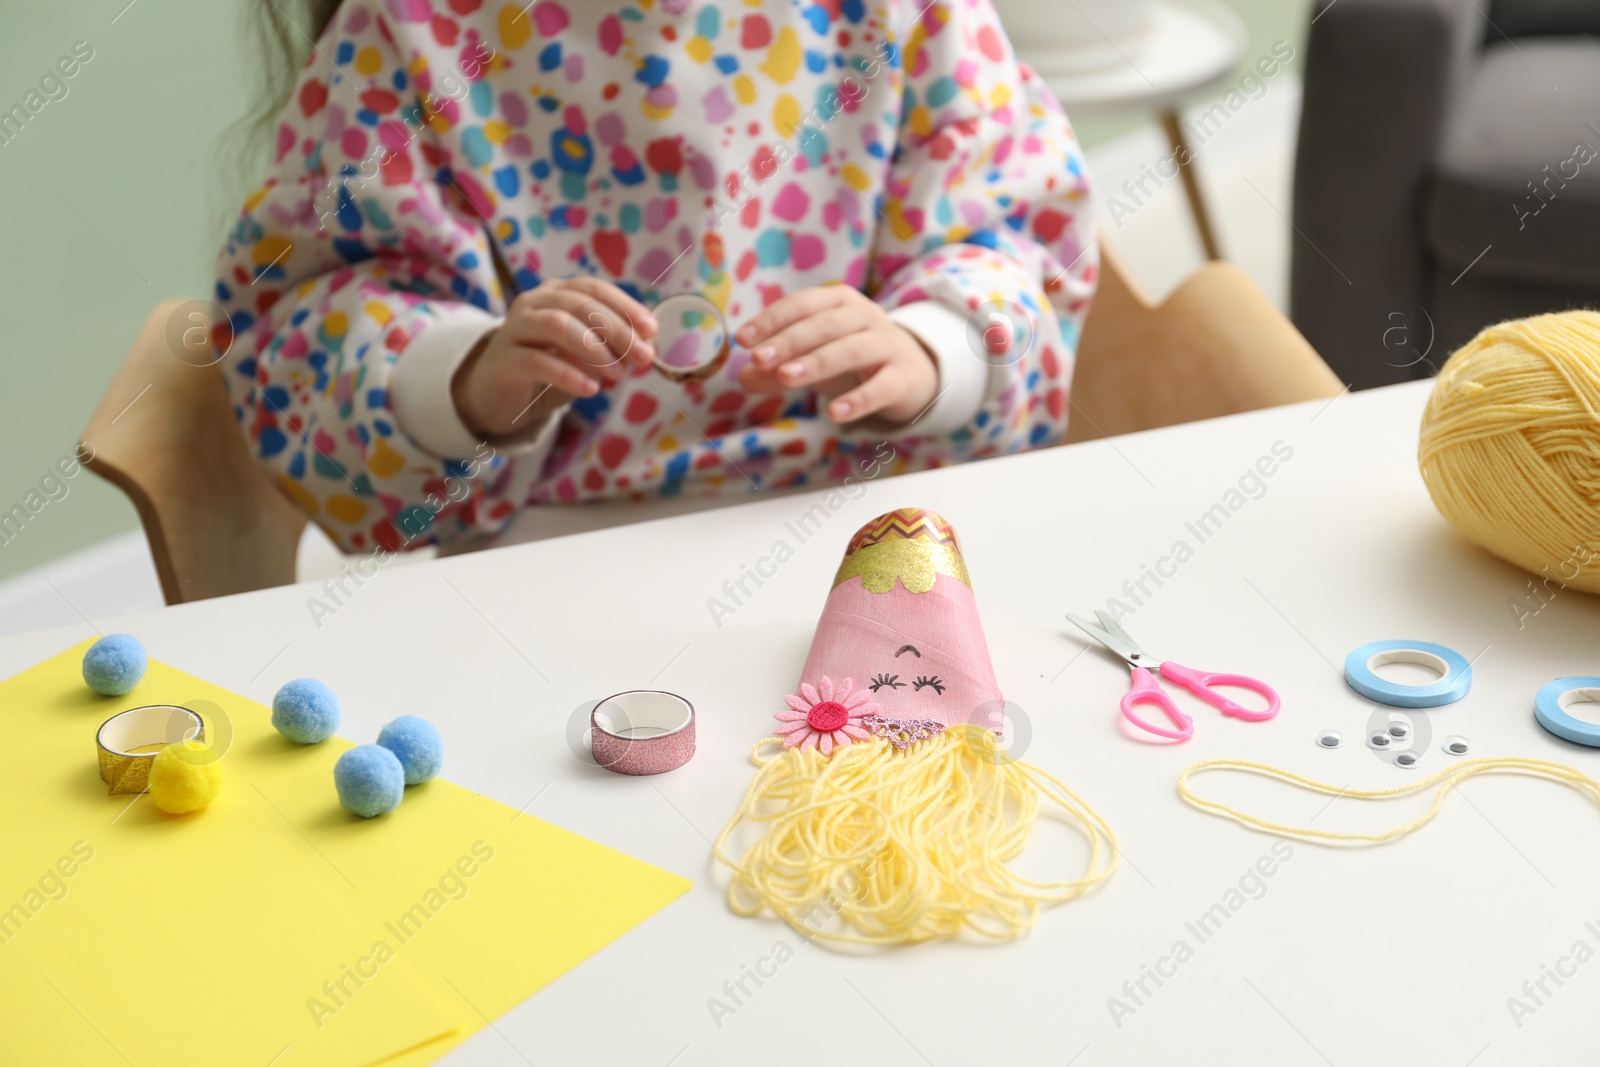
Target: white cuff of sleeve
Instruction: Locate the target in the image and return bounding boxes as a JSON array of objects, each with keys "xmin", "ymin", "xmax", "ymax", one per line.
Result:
[
  {"xmin": 884, "ymin": 301, "xmax": 993, "ymax": 437},
  {"xmin": 389, "ymin": 307, "xmax": 564, "ymax": 462}
]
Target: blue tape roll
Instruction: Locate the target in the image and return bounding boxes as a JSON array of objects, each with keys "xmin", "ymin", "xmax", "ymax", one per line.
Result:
[
  {"xmin": 1344, "ymin": 640, "xmax": 1471, "ymax": 708},
  {"xmin": 1535, "ymin": 677, "xmax": 1600, "ymax": 747}
]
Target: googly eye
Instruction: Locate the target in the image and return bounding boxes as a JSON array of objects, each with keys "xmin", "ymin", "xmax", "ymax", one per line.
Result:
[
  {"xmin": 1395, "ymin": 751, "xmax": 1420, "ymax": 768},
  {"xmin": 1387, "ymin": 721, "xmax": 1411, "ymax": 740},
  {"xmin": 1315, "ymin": 730, "xmax": 1343, "ymax": 749},
  {"xmin": 1368, "ymin": 732, "xmax": 1391, "ymax": 749},
  {"xmin": 1443, "ymin": 736, "xmax": 1470, "ymax": 756}
]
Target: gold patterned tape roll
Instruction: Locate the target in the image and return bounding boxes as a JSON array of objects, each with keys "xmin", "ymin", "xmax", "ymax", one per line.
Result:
[{"xmin": 96, "ymin": 705, "xmax": 206, "ymax": 796}]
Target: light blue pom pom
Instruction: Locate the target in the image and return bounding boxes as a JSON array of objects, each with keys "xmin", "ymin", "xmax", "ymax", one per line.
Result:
[
  {"xmin": 376, "ymin": 715, "xmax": 443, "ymax": 785},
  {"xmin": 82, "ymin": 634, "xmax": 146, "ymax": 696},
  {"xmin": 272, "ymin": 678, "xmax": 341, "ymax": 744},
  {"xmin": 334, "ymin": 744, "xmax": 405, "ymax": 818}
]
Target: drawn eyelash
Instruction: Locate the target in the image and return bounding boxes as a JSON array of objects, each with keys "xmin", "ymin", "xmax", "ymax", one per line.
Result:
[
  {"xmin": 912, "ymin": 675, "xmax": 946, "ymax": 695},
  {"xmin": 869, "ymin": 673, "xmax": 905, "ymax": 692}
]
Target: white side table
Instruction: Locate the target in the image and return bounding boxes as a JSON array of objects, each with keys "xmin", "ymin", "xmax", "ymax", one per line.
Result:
[{"xmin": 996, "ymin": 0, "xmax": 1247, "ymax": 259}]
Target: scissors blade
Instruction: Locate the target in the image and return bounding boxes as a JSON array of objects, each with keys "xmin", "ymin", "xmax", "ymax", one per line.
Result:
[{"xmin": 1067, "ymin": 612, "xmax": 1145, "ymax": 669}]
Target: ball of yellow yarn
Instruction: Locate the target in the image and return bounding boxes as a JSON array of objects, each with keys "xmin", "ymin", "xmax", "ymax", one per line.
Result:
[
  {"xmin": 148, "ymin": 740, "xmax": 222, "ymax": 815},
  {"xmin": 1419, "ymin": 310, "xmax": 1600, "ymax": 593}
]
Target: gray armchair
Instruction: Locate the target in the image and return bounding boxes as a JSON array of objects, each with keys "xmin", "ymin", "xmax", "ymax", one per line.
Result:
[{"xmin": 1291, "ymin": 0, "xmax": 1600, "ymax": 389}]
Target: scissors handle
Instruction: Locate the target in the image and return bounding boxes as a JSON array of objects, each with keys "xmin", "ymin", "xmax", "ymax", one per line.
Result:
[
  {"xmin": 1121, "ymin": 668, "xmax": 1195, "ymax": 741},
  {"xmin": 1160, "ymin": 661, "xmax": 1280, "ymax": 722}
]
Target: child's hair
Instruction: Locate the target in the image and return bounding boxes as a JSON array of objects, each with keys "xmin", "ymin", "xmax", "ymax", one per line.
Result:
[
  {"xmin": 221, "ymin": 2, "xmax": 342, "ymax": 226},
  {"xmin": 244, "ymin": 0, "xmax": 343, "ymax": 144}
]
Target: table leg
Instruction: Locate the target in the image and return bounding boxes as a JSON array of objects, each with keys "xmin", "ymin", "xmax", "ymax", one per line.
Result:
[{"xmin": 1158, "ymin": 108, "xmax": 1223, "ymax": 261}]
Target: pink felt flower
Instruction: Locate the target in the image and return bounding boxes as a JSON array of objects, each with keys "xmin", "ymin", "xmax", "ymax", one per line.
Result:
[{"xmin": 774, "ymin": 676, "xmax": 878, "ymax": 755}]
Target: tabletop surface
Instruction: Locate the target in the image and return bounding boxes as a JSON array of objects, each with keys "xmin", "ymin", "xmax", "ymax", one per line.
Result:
[{"xmin": 14, "ymin": 378, "xmax": 1600, "ymax": 1066}]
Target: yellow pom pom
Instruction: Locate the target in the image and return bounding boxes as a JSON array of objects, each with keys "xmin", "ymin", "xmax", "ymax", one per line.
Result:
[
  {"xmin": 1419, "ymin": 310, "xmax": 1600, "ymax": 592},
  {"xmin": 148, "ymin": 740, "xmax": 222, "ymax": 815}
]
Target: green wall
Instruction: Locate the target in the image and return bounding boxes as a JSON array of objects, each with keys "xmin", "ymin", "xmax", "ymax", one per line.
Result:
[
  {"xmin": 0, "ymin": 0, "xmax": 259, "ymax": 579},
  {"xmin": 0, "ymin": 0, "xmax": 1312, "ymax": 583}
]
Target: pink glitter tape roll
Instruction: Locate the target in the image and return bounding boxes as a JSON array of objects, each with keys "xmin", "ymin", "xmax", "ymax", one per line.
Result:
[{"xmin": 590, "ymin": 690, "xmax": 696, "ymax": 775}]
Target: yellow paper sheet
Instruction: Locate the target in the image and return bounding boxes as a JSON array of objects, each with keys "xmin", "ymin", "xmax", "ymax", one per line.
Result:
[{"xmin": 0, "ymin": 643, "xmax": 690, "ymax": 1066}]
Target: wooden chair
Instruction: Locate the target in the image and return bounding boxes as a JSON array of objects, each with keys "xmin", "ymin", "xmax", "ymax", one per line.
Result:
[
  {"xmin": 1065, "ymin": 246, "xmax": 1342, "ymax": 443},
  {"xmin": 80, "ymin": 300, "xmax": 306, "ymax": 605},
  {"xmin": 83, "ymin": 252, "xmax": 1340, "ymax": 604}
]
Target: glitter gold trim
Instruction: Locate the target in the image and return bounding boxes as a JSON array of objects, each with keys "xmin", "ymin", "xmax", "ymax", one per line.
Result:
[{"xmin": 831, "ymin": 539, "xmax": 970, "ymax": 592}]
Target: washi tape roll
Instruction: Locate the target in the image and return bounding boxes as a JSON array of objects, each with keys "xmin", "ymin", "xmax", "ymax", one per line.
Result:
[
  {"xmin": 1344, "ymin": 640, "xmax": 1472, "ymax": 708},
  {"xmin": 97, "ymin": 705, "xmax": 206, "ymax": 795},
  {"xmin": 1534, "ymin": 677, "xmax": 1600, "ymax": 747},
  {"xmin": 590, "ymin": 690, "xmax": 695, "ymax": 775},
  {"xmin": 651, "ymin": 293, "xmax": 729, "ymax": 384}
]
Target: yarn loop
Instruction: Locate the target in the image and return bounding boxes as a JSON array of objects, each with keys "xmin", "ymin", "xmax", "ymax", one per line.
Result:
[{"xmin": 1179, "ymin": 757, "xmax": 1600, "ymax": 845}]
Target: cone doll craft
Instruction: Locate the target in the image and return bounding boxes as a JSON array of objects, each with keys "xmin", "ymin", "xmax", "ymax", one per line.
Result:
[{"xmin": 715, "ymin": 509, "xmax": 1117, "ymax": 945}]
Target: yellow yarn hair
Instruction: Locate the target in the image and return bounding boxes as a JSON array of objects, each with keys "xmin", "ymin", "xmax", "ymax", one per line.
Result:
[
  {"xmin": 715, "ymin": 727, "xmax": 1117, "ymax": 945},
  {"xmin": 1178, "ymin": 757, "xmax": 1600, "ymax": 845},
  {"xmin": 1419, "ymin": 310, "xmax": 1600, "ymax": 592}
]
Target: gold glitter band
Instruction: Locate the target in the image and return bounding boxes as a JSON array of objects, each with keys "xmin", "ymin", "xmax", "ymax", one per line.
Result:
[
  {"xmin": 831, "ymin": 539, "xmax": 970, "ymax": 593},
  {"xmin": 96, "ymin": 705, "xmax": 206, "ymax": 796}
]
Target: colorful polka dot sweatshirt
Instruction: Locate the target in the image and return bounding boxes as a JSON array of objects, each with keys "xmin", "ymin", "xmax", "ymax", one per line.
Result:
[{"xmin": 215, "ymin": 0, "xmax": 1096, "ymax": 554}]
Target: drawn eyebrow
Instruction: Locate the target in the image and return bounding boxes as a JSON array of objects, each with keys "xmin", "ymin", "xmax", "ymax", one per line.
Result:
[{"xmin": 894, "ymin": 645, "xmax": 921, "ymax": 658}]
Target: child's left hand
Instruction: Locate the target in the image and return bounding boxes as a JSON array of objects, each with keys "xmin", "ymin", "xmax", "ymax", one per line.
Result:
[{"xmin": 736, "ymin": 287, "xmax": 938, "ymax": 425}]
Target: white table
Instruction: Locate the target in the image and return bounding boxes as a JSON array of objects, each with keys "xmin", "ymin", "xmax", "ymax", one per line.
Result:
[
  {"xmin": 1002, "ymin": 0, "xmax": 1246, "ymax": 114},
  {"xmin": 18, "ymin": 379, "xmax": 1600, "ymax": 1065}
]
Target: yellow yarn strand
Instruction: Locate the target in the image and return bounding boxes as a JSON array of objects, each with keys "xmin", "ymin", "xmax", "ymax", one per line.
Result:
[
  {"xmin": 715, "ymin": 727, "xmax": 1117, "ymax": 945},
  {"xmin": 1178, "ymin": 757, "xmax": 1600, "ymax": 845},
  {"xmin": 1418, "ymin": 310, "xmax": 1600, "ymax": 592}
]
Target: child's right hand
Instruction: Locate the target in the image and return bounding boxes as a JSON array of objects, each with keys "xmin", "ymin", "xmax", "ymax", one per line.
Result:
[{"xmin": 452, "ymin": 278, "xmax": 658, "ymax": 441}]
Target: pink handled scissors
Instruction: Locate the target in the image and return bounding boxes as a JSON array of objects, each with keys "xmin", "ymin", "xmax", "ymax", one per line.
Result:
[{"xmin": 1067, "ymin": 611, "xmax": 1280, "ymax": 741}]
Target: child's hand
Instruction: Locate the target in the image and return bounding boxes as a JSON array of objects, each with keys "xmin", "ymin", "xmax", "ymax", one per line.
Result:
[
  {"xmin": 452, "ymin": 278, "xmax": 658, "ymax": 441},
  {"xmin": 736, "ymin": 288, "xmax": 938, "ymax": 425}
]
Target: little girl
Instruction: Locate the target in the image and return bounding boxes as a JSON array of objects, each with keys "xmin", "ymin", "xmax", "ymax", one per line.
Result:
[{"xmin": 217, "ymin": 0, "xmax": 1096, "ymax": 554}]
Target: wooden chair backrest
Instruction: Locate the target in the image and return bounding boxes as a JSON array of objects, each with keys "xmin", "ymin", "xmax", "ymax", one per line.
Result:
[
  {"xmin": 1068, "ymin": 246, "xmax": 1341, "ymax": 443},
  {"xmin": 80, "ymin": 300, "xmax": 305, "ymax": 605}
]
